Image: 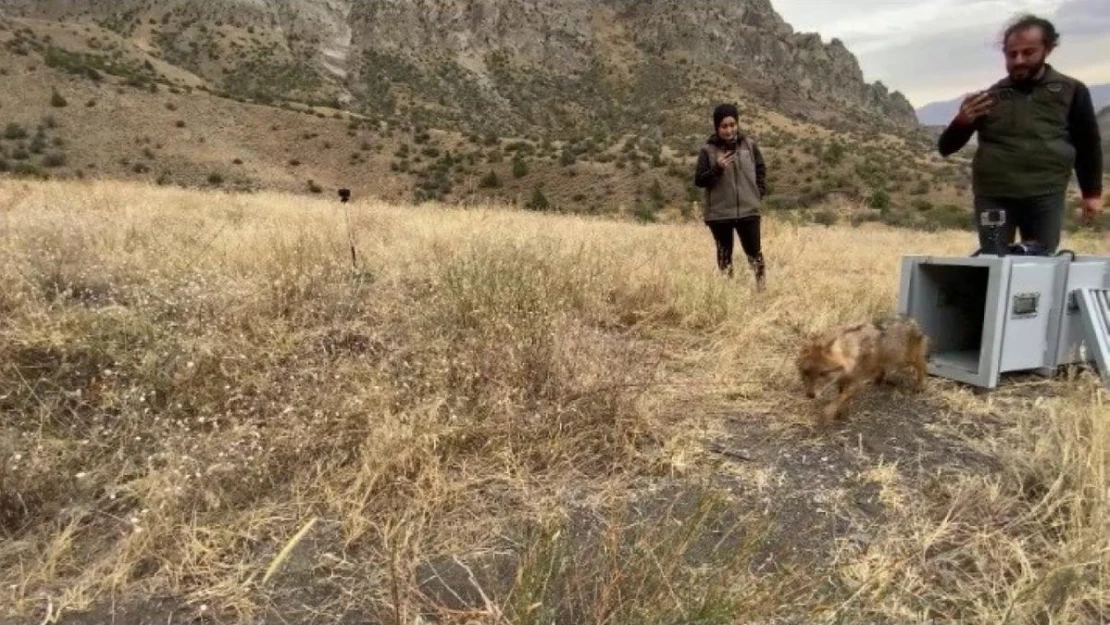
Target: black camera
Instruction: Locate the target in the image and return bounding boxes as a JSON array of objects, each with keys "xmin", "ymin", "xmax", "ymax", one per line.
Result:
[{"xmin": 338, "ymin": 188, "xmax": 351, "ymax": 203}]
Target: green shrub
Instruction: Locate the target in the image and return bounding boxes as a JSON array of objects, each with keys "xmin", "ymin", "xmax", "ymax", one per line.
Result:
[
  {"xmin": 927, "ymin": 204, "xmax": 972, "ymax": 231},
  {"xmin": 632, "ymin": 201, "xmax": 657, "ymax": 223},
  {"xmin": 763, "ymin": 194, "xmax": 800, "ymax": 211},
  {"xmin": 479, "ymin": 171, "xmax": 501, "ymax": 189},
  {"xmin": 821, "ymin": 141, "xmax": 845, "ymax": 166},
  {"xmin": 648, "ymin": 179, "xmax": 665, "ymax": 209},
  {"xmin": 512, "ymin": 156, "xmax": 528, "ymax": 179},
  {"xmin": 29, "ymin": 133, "xmax": 46, "ymax": 154},
  {"xmin": 869, "ymin": 188, "xmax": 891, "ymax": 210},
  {"xmin": 43, "ymin": 152, "xmax": 67, "ymax": 168},
  {"xmin": 525, "ymin": 187, "xmax": 550, "ymax": 211},
  {"xmin": 3, "ymin": 123, "xmax": 27, "ymax": 140},
  {"xmin": 11, "ymin": 162, "xmax": 40, "ymax": 178},
  {"xmin": 811, "ymin": 209, "xmax": 838, "ymax": 226},
  {"xmin": 50, "ymin": 89, "xmax": 68, "ymax": 107}
]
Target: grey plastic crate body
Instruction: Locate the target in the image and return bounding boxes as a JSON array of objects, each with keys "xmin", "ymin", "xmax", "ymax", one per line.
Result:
[
  {"xmin": 1075, "ymin": 288, "xmax": 1110, "ymax": 388},
  {"xmin": 1052, "ymin": 259, "xmax": 1110, "ymax": 367},
  {"xmin": 896, "ymin": 255, "xmax": 1107, "ymax": 389}
]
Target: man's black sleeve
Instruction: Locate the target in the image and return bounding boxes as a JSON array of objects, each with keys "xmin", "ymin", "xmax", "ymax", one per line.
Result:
[
  {"xmin": 752, "ymin": 143, "xmax": 767, "ymax": 197},
  {"xmin": 937, "ymin": 117, "xmax": 980, "ymax": 157},
  {"xmin": 1069, "ymin": 83, "xmax": 1103, "ymax": 198},
  {"xmin": 694, "ymin": 148, "xmax": 720, "ymax": 189}
]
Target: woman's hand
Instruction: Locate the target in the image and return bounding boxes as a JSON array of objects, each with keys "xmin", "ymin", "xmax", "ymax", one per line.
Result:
[{"xmin": 716, "ymin": 151, "xmax": 735, "ymax": 169}]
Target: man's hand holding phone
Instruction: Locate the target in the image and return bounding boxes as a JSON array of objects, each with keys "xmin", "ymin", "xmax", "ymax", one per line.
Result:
[{"xmin": 954, "ymin": 91, "xmax": 996, "ymax": 127}]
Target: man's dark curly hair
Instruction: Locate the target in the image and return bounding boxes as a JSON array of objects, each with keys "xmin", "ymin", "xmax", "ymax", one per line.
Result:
[{"xmin": 1002, "ymin": 14, "xmax": 1060, "ymax": 49}]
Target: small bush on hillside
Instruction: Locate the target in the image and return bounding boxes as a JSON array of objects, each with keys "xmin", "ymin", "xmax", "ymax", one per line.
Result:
[
  {"xmin": 50, "ymin": 89, "xmax": 68, "ymax": 108},
  {"xmin": 479, "ymin": 171, "xmax": 501, "ymax": 189},
  {"xmin": 812, "ymin": 209, "xmax": 838, "ymax": 226},
  {"xmin": 207, "ymin": 173, "xmax": 224, "ymax": 185},
  {"xmin": 648, "ymin": 179, "xmax": 666, "ymax": 210},
  {"xmin": 763, "ymin": 195, "xmax": 800, "ymax": 211},
  {"xmin": 11, "ymin": 162, "xmax": 40, "ymax": 178},
  {"xmin": 307, "ymin": 179, "xmax": 323, "ymax": 194},
  {"xmin": 632, "ymin": 201, "xmax": 658, "ymax": 223},
  {"xmin": 3, "ymin": 123, "xmax": 27, "ymax": 140},
  {"xmin": 869, "ymin": 188, "xmax": 891, "ymax": 210},
  {"xmin": 29, "ymin": 132, "xmax": 46, "ymax": 155},
  {"xmin": 525, "ymin": 187, "xmax": 550, "ymax": 211},
  {"xmin": 927, "ymin": 204, "xmax": 973, "ymax": 231},
  {"xmin": 43, "ymin": 152, "xmax": 67, "ymax": 168},
  {"xmin": 512, "ymin": 156, "xmax": 528, "ymax": 179}
]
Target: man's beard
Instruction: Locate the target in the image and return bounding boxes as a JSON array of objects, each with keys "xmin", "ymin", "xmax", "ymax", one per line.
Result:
[{"xmin": 1010, "ymin": 59, "xmax": 1046, "ymax": 84}]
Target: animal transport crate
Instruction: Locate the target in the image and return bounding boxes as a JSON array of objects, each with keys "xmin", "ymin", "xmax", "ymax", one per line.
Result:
[{"xmin": 897, "ymin": 254, "xmax": 1110, "ymax": 389}]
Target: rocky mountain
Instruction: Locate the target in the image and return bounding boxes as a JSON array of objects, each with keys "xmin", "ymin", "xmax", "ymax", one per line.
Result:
[
  {"xmin": 3, "ymin": 0, "xmax": 918, "ymax": 139},
  {"xmin": 1, "ymin": 0, "xmax": 973, "ymax": 229},
  {"xmin": 916, "ymin": 81, "xmax": 1110, "ymax": 127}
]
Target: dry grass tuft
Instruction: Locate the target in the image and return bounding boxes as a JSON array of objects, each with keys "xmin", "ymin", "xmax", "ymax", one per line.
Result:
[{"xmin": 0, "ymin": 179, "xmax": 1107, "ymax": 624}]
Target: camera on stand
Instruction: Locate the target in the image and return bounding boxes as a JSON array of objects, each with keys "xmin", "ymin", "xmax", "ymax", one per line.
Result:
[{"xmin": 978, "ymin": 208, "xmax": 1007, "ymax": 256}]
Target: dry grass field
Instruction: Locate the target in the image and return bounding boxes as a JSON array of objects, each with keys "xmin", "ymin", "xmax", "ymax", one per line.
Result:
[{"xmin": 0, "ymin": 179, "xmax": 1108, "ymax": 625}]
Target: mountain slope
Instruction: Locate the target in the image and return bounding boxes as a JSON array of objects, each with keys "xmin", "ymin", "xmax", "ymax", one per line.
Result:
[
  {"xmin": 4, "ymin": 0, "xmax": 918, "ymax": 140},
  {"xmin": 917, "ymin": 81, "xmax": 1110, "ymax": 126},
  {"xmin": 0, "ymin": 1, "xmax": 978, "ymax": 228}
]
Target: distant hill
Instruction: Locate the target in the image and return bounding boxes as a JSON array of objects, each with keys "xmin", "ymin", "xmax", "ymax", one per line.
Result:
[{"xmin": 916, "ymin": 81, "xmax": 1110, "ymax": 126}]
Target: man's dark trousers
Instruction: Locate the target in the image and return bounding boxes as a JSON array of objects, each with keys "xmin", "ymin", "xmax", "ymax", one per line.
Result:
[{"xmin": 973, "ymin": 192, "xmax": 1065, "ymax": 254}]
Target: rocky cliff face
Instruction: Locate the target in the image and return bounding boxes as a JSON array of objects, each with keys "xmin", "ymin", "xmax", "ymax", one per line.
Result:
[{"xmin": 5, "ymin": 0, "xmax": 919, "ymax": 138}]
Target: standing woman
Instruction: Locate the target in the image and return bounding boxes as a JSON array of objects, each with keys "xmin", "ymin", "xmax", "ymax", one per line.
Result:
[{"xmin": 694, "ymin": 103, "xmax": 768, "ymax": 290}]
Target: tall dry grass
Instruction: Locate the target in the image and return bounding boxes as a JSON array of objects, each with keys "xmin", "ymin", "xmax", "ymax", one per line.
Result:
[{"xmin": 0, "ymin": 179, "xmax": 1107, "ymax": 624}]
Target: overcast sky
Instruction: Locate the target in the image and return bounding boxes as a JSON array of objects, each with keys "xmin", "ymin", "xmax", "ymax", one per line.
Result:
[{"xmin": 770, "ymin": 0, "xmax": 1110, "ymax": 107}]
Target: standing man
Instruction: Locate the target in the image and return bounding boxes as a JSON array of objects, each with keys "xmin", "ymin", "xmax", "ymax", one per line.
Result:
[{"xmin": 937, "ymin": 14, "xmax": 1103, "ymax": 254}]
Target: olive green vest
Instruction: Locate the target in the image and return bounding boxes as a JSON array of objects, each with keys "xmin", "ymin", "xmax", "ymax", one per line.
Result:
[
  {"xmin": 700, "ymin": 137, "xmax": 761, "ymax": 222},
  {"xmin": 972, "ymin": 66, "xmax": 1078, "ymax": 198}
]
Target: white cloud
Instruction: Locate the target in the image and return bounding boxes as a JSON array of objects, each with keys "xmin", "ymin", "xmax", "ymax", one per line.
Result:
[{"xmin": 770, "ymin": 0, "xmax": 1108, "ymax": 106}]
